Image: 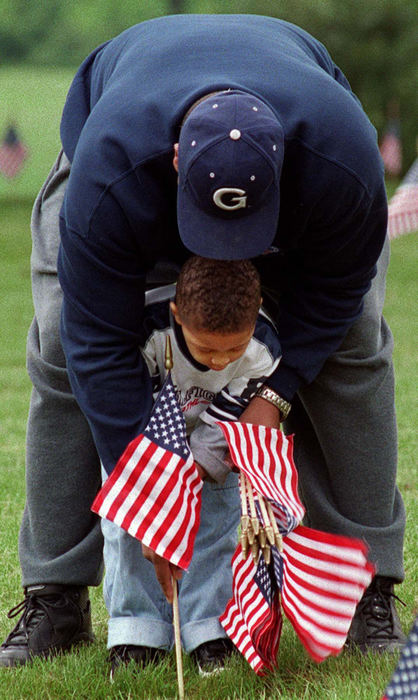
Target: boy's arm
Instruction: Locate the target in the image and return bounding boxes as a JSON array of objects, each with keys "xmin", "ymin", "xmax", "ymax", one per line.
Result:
[{"xmin": 190, "ymin": 342, "xmax": 281, "ymax": 481}]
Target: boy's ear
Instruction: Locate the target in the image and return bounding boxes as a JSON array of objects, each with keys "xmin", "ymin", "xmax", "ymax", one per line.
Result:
[{"xmin": 170, "ymin": 301, "xmax": 182, "ymax": 325}]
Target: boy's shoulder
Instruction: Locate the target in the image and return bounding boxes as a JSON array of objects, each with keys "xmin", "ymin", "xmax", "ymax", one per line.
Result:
[{"xmin": 253, "ymin": 307, "xmax": 281, "ymax": 357}]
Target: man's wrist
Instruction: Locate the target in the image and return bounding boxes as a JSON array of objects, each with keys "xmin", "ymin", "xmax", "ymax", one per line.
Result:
[{"xmin": 255, "ymin": 385, "xmax": 292, "ymax": 421}]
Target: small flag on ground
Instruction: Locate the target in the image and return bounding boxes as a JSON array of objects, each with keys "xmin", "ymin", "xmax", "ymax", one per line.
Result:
[
  {"xmin": 217, "ymin": 421, "xmax": 375, "ymax": 674},
  {"xmin": 382, "ymin": 617, "xmax": 418, "ymax": 699},
  {"xmin": 92, "ymin": 372, "xmax": 203, "ymax": 570},
  {"xmin": 388, "ymin": 158, "xmax": 418, "ymax": 239},
  {"xmin": 0, "ymin": 124, "xmax": 28, "ymax": 178}
]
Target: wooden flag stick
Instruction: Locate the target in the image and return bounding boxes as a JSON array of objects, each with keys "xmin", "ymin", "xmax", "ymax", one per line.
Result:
[
  {"xmin": 246, "ymin": 476, "xmax": 259, "ymax": 536},
  {"xmin": 165, "ymin": 340, "xmax": 184, "ymax": 699},
  {"xmin": 239, "ymin": 471, "xmax": 250, "ymax": 557},
  {"xmin": 265, "ymin": 500, "xmax": 283, "ymax": 552},
  {"xmin": 172, "ymin": 574, "xmax": 185, "ymax": 700},
  {"xmin": 258, "ymin": 495, "xmax": 276, "ymax": 547}
]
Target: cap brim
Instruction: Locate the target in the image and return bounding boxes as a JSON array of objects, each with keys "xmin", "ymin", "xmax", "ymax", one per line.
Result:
[{"xmin": 177, "ymin": 182, "xmax": 279, "ymax": 261}]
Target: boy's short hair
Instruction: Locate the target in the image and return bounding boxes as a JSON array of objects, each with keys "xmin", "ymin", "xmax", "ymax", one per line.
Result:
[{"xmin": 175, "ymin": 256, "xmax": 261, "ymax": 333}]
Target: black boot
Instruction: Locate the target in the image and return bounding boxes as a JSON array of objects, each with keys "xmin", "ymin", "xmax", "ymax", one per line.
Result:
[
  {"xmin": 0, "ymin": 584, "xmax": 94, "ymax": 667},
  {"xmin": 346, "ymin": 576, "xmax": 407, "ymax": 653}
]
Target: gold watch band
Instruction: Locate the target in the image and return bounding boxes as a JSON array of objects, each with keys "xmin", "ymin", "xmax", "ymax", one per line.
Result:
[{"xmin": 255, "ymin": 385, "xmax": 292, "ymax": 421}]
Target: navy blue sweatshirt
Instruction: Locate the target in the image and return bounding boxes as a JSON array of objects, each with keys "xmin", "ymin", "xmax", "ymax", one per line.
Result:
[{"xmin": 57, "ymin": 14, "xmax": 387, "ymax": 475}]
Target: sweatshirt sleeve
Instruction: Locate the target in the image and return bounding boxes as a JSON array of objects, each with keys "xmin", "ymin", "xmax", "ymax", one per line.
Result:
[
  {"xmin": 57, "ymin": 171, "xmax": 159, "ymax": 476},
  {"xmin": 263, "ymin": 171, "xmax": 388, "ymax": 402}
]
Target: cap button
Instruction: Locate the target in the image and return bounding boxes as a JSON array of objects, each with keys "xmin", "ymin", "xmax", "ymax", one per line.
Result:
[{"xmin": 229, "ymin": 129, "xmax": 241, "ymax": 140}]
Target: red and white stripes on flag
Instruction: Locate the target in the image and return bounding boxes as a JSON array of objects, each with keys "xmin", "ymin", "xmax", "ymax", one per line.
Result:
[
  {"xmin": 217, "ymin": 421, "xmax": 305, "ymax": 525},
  {"xmin": 92, "ymin": 373, "xmax": 203, "ymax": 570},
  {"xmin": 217, "ymin": 421, "xmax": 375, "ymax": 674},
  {"xmin": 220, "ymin": 543, "xmax": 282, "ymax": 674},
  {"xmin": 281, "ymin": 526, "xmax": 375, "ymax": 662}
]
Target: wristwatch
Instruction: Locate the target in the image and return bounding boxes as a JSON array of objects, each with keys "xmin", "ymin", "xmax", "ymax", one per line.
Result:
[{"xmin": 255, "ymin": 385, "xmax": 292, "ymax": 421}]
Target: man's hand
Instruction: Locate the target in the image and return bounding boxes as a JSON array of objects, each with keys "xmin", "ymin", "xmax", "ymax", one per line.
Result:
[
  {"xmin": 240, "ymin": 395, "xmax": 281, "ymax": 429},
  {"xmin": 141, "ymin": 544, "xmax": 183, "ymax": 604},
  {"xmin": 223, "ymin": 396, "xmax": 281, "ymax": 468}
]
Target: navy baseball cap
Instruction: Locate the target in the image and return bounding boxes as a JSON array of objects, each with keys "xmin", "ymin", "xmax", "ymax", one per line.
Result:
[{"xmin": 177, "ymin": 90, "xmax": 284, "ymax": 260}]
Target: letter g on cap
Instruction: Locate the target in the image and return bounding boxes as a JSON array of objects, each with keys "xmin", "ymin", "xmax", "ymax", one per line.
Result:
[{"xmin": 213, "ymin": 187, "xmax": 247, "ymax": 211}]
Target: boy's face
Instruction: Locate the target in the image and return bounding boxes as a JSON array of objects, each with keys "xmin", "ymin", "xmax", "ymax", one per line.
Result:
[{"xmin": 170, "ymin": 303, "xmax": 254, "ymax": 371}]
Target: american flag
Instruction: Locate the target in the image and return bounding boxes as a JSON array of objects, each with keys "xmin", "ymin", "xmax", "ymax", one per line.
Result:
[
  {"xmin": 0, "ymin": 125, "xmax": 28, "ymax": 178},
  {"xmin": 218, "ymin": 422, "xmax": 305, "ymax": 525},
  {"xmin": 220, "ymin": 543, "xmax": 283, "ymax": 674},
  {"xmin": 388, "ymin": 158, "xmax": 418, "ymax": 239},
  {"xmin": 92, "ymin": 372, "xmax": 203, "ymax": 570},
  {"xmin": 382, "ymin": 617, "xmax": 418, "ymax": 699},
  {"xmin": 217, "ymin": 421, "xmax": 375, "ymax": 673},
  {"xmin": 280, "ymin": 525, "xmax": 375, "ymax": 662}
]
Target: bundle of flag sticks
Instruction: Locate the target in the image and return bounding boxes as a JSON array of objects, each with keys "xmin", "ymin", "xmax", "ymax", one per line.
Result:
[{"xmin": 239, "ymin": 471, "xmax": 282, "ymax": 564}]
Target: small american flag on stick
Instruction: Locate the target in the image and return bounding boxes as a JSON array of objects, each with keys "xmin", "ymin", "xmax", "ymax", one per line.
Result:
[
  {"xmin": 92, "ymin": 366, "xmax": 203, "ymax": 570},
  {"xmin": 218, "ymin": 421, "xmax": 375, "ymax": 674}
]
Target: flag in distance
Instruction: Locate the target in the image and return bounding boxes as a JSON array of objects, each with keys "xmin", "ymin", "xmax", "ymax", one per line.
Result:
[
  {"xmin": 388, "ymin": 157, "xmax": 418, "ymax": 239},
  {"xmin": 0, "ymin": 124, "xmax": 28, "ymax": 178},
  {"xmin": 217, "ymin": 420, "xmax": 375, "ymax": 674},
  {"xmin": 379, "ymin": 118, "xmax": 402, "ymax": 177},
  {"xmin": 92, "ymin": 372, "xmax": 203, "ymax": 570}
]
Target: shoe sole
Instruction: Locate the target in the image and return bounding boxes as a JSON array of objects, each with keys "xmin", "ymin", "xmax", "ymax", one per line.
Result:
[
  {"xmin": 197, "ymin": 663, "xmax": 226, "ymax": 677},
  {"xmin": 0, "ymin": 631, "xmax": 95, "ymax": 668}
]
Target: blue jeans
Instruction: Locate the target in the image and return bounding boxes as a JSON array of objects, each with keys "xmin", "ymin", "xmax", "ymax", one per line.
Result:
[{"xmin": 101, "ymin": 471, "xmax": 240, "ymax": 652}]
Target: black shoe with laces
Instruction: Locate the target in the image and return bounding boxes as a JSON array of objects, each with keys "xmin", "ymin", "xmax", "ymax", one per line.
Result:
[
  {"xmin": 346, "ymin": 576, "xmax": 407, "ymax": 653},
  {"xmin": 190, "ymin": 638, "xmax": 235, "ymax": 676},
  {"xmin": 108, "ymin": 644, "xmax": 167, "ymax": 679},
  {"xmin": 0, "ymin": 584, "xmax": 94, "ymax": 667}
]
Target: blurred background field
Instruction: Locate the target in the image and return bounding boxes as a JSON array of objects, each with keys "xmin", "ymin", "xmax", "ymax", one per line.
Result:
[
  {"xmin": 0, "ymin": 67, "xmax": 74, "ymax": 200},
  {"xmin": 0, "ymin": 0, "xmax": 417, "ymax": 203}
]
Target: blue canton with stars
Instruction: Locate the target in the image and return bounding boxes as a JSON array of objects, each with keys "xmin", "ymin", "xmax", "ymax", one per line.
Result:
[
  {"xmin": 384, "ymin": 617, "xmax": 418, "ymax": 699},
  {"xmin": 144, "ymin": 373, "xmax": 191, "ymax": 460},
  {"xmin": 254, "ymin": 546, "xmax": 283, "ymax": 602}
]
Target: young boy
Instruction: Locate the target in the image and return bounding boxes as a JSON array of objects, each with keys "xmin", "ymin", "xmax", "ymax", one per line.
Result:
[{"xmin": 101, "ymin": 256, "xmax": 282, "ymax": 676}]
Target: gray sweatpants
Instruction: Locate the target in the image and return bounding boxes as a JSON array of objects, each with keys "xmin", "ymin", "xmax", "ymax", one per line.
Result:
[{"xmin": 18, "ymin": 151, "xmax": 405, "ymax": 586}]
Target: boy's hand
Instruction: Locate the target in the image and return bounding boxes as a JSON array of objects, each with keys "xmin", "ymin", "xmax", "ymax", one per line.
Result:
[
  {"xmin": 194, "ymin": 461, "xmax": 208, "ymax": 480},
  {"xmin": 142, "ymin": 544, "xmax": 183, "ymax": 604}
]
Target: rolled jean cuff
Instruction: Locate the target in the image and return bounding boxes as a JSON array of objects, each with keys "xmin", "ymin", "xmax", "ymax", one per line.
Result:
[
  {"xmin": 181, "ymin": 615, "xmax": 227, "ymax": 653},
  {"xmin": 107, "ymin": 616, "xmax": 173, "ymax": 650}
]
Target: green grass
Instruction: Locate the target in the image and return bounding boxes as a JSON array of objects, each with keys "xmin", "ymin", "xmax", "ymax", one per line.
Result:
[{"xmin": 0, "ymin": 197, "xmax": 416, "ymax": 698}]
